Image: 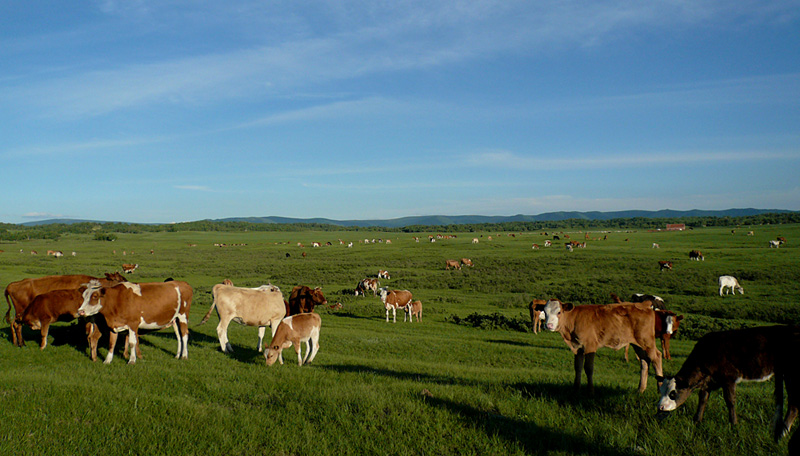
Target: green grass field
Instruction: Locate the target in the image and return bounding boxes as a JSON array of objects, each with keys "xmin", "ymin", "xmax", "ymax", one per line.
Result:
[{"xmin": 1, "ymin": 224, "xmax": 798, "ymax": 455}]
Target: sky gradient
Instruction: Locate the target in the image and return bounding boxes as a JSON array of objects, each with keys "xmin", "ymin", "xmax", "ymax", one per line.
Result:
[{"xmin": 2, "ymin": 1, "xmax": 799, "ymax": 224}]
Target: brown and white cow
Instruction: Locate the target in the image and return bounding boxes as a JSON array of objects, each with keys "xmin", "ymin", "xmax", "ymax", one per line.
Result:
[
  {"xmin": 264, "ymin": 313, "xmax": 321, "ymax": 367},
  {"xmin": 378, "ymin": 270, "xmax": 391, "ymax": 279},
  {"xmin": 659, "ymin": 260, "xmax": 673, "ymax": 271},
  {"xmin": 624, "ymin": 310, "xmax": 684, "ymax": 361},
  {"xmin": 379, "ymin": 288, "xmax": 413, "ymax": 323},
  {"xmin": 5, "ymin": 272, "xmax": 126, "ymax": 347},
  {"xmin": 542, "ymin": 299, "xmax": 663, "ymax": 394},
  {"xmin": 78, "ymin": 280, "xmax": 192, "ymax": 364},
  {"xmin": 199, "ymin": 284, "xmax": 285, "ymax": 354},
  {"xmin": 355, "ymin": 278, "xmax": 379, "ymax": 296},
  {"xmin": 528, "ymin": 299, "xmax": 547, "ymax": 334},
  {"xmin": 286, "ymin": 286, "xmax": 327, "ymax": 316},
  {"xmin": 461, "ymin": 258, "xmax": 473, "ymax": 267},
  {"xmin": 657, "ymin": 325, "xmax": 799, "ymax": 443},
  {"xmin": 122, "ymin": 263, "xmax": 138, "ymax": 273},
  {"xmin": 445, "ymin": 259, "xmax": 461, "ymax": 270},
  {"xmin": 689, "ymin": 250, "xmax": 704, "ymax": 261}
]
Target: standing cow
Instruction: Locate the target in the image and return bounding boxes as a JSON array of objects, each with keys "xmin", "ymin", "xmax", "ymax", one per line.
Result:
[
  {"xmin": 542, "ymin": 299, "xmax": 663, "ymax": 394},
  {"xmin": 657, "ymin": 325, "xmax": 799, "ymax": 443},
  {"xmin": 286, "ymin": 286, "xmax": 327, "ymax": 316},
  {"xmin": 5, "ymin": 272, "xmax": 126, "ymax": 347},
  {"xmin": 379, "ymin": 288, "xmax": 414, "ymax": 323},
  {"xmin": 199, "ymin": 284, "xmax": 285, "ymax": 354},
  {"xmin": 78, "ymin": 280, "xmax": 193, "ymax": 364},
  {"xmin": 445, "ymin": 259, "xmax": 461, "ymax": 270},
  {"xmin": 528, "ymin": 299, "xmax": 547, "ymax": 334},
  {"xmin": 17, "ymin": 289, "xmax": 85, "ymax": 350}
]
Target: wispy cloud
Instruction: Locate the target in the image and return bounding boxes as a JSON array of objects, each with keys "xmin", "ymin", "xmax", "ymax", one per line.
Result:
[
  {"xmin": 467, "ymin": 149, "xmax": 800, "ymax": 170},
  {"xmin": 174, "ymin": 185, "xmax": 212, "ymax": 191},
  {"xmin": 22, "ymin": 212, "xmax": 64, "ymax": 219}
]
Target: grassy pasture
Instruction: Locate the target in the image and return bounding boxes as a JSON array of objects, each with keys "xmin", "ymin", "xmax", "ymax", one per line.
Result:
[{"xmin": 0, "ymin": 224, "xmax": 798, "ymax": 455}]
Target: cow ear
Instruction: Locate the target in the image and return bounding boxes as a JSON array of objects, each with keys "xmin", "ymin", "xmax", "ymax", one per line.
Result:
[
  {"xmin": 78, "ymin": 286, "xmax": 87, "ymax": 293},
  {"xmin": 561, "ymin": 302, "xmax": 574, "ymax": 311},
  {"xmin": 677, "ymin": 315, "xmax": 684, "ymax": 321},
  {"xmin": 281, "ymin": 341, "xmax": 292, "ymax": 349}
]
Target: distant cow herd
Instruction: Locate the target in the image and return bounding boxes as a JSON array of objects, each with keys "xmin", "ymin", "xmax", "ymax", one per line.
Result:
[{"xmin": 4, "ymin": 232, "xmax": 798, "ymax": 450}]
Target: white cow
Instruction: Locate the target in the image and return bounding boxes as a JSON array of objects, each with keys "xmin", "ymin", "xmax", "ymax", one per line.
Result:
[
  {"xmin": 199, "ymin": 283, "xmax": 286, "ymax": 354},
  {"xmin": 718, "ymin": 276, "xmax": 744, "ymax": 296}
]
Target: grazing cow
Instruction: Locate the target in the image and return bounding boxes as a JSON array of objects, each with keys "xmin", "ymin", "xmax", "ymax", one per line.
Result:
[
  {"xmin": 659, "ymin": 260, "xmax": 673, "ymax": 271},
  {"xmin": 378, "ymin": 270, "xmax": 391, "ymax": 279},
  {"xmin": 719, "ymin": 275, "xmax": 744, "ymax": 296},
  {"xmin": 544, "ymin": 240, "xmax": 552, "ymax": 247},
  {"xmin": 222, "ymin": 278, "xmax": 234, "ymax": 286},
  {"xmin": 689, "ymin": 250, "xmax": 704, "ymax": 261},
  {"xmin": 17, "ymin": 289, "xmax": 85, "ymax": 350},
  {"xmin": 78, "ymin": 280, "xmax": 193, "ymax": 364},
  {"xmin": 652, "ymin": 243, "xmax": 660, "ymax": 249},
  {"xmin": 778, "ymin": 236, "xmax": 787, "ymax": 243},
  {"xmin": 5, "ymin": 273, "xmax": 126, "ymax": 347},
  {"xmin": 122, "ymin": 263, "xmax": 138, "ymax": 273},
  {"xmin": 407, "ymin": 300, "xmax": 423, "ymax": 322},
  {"xmin": 657, "ymin": 325, "xmax": 799, "ymax": 442},
  {"xmin": 769, "ymin": 240, "xmax": 784, "ymax": 248},
  {"xmin": 461, "ymin": 258, "xmax": 473, "ymax": 267},
  {"xmin": 199, "ymin": 284, "xmax": 285, "ymax": 354},
  {"xmin": 532, "ymin": 244, "xmax": 540, "ymax": 250},
  {"xmin": 528, "ymin": 299, "xmax": 547, "ymax": 334},
  {"xmin": 379, "ymin": 288, "xmax": 413, "ymax": 323},
  {"xmin": 264, "ymin": 313, "xmax": 321, "ymax": 367},
  {"xmin": 355, "ymin": 278, "xmax": 379, "ymax": 296},
  {"xmin": 329, "ymin": 302, "xmax": 343, "ymax": 310},
  {"xmin": 286, "ymin": 286, "xmax": 327, "ymax": 316},
  {"xmin": 472, "ymin": 238, "xmax": 479, "ymax": 244},
  {"xmin": 445, "ymin": 259, "xmax": 461, "ymax": 270},
  {"xmin": 542, "ymin": 299, "xmax": 663, "ymax": 394}
]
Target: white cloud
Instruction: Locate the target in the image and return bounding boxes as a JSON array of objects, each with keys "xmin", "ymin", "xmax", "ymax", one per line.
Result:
[{"xmin": 22, "ymin": 212, "xmax": 63, "ymax": 219}]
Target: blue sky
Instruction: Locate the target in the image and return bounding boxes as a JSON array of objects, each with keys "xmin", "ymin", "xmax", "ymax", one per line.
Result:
[{"xmin": 2, "ymin": 1, "xmax": 799, "ymax": 224}]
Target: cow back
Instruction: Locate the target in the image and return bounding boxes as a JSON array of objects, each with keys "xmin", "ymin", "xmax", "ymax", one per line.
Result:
[
  {"xmin": 287, "ymin": 286, "xmax": 326, "ymax": 316},
  {"xmin": 102, "ymin": 281, "xmax": 192, "ymax": 329},
  {"xmin": 561, "ymin": 302, "xmax": 656, "ymax": 353},
  {"xmin": 216, "ymin": 285, "xmax": 285, "ymax": 325}
]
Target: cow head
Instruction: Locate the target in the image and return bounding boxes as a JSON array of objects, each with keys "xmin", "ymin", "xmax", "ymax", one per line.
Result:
[
  {"xmin": 78, "ymin": 281, "xmax": 105, "ymax": 317},
  {"xmin": 656, "ymin": 376, "xmax": 695, "ymax": 417},
  {"xmin": 542, "ymin": 299, "xmax": 573, "ymax": 331},
  {"xmin": 310, "ymin": 287, "xmax": 327, "ymax": 306},
  {"xmin": 264, "ymin": 340, "xmax": 292, "ymax": 366}
]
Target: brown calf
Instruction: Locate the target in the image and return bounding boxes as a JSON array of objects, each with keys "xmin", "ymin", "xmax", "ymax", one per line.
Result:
[
  {"xmin": 542, "ymin": 299, "xmax": 663, "ymax": 394},
  {"xmin": 528, "ymin": 299, "xmax": 547, "ymax": 334},
  {"xmin": 407, "ymin": 300, "xmax": 423, "ymax": 322},
  {"xmin": 657, "ymin": 325, "xmax": 799, "ymax": 443},
  {"xmin": 265, "ymin": 313, "xmax": 321, "ymax": 366},
  {"xmin": 445, "ymin": 259, "xmax": 461, "ymax": 270},
  {"xmin": 17, "ymin": 289, "xmax": 84, "ymax": 350},
  {"xmin": 286, "ymin": 286, "xmax": 327, "ymax": 316}
]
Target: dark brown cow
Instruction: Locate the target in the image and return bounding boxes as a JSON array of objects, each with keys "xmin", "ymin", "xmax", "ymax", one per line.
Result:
[
  {"xmin": 286, "ymin": 286, "xmax": 327, "ymax": 316},
  {"xmin": 657, "ymin": 325, "xmax": 799, "ymax": 443},
  {"xmin": 659, "ymin": 260, "xmax": 673, "ymax": 271},
  {"xmin": 5, "ymin": 272, "xmax": 126, "ymax": 346},
  {"xmin": 542, "ymin": 299, "xmax": 663, "ymax": 394},
  {"xmin": 78, "ymin": 280, "xmax": 193, "ymax": 364},
  {"xmin": 528, "ymin": 299, "xmax": 547, "ymax": 334},
  {"xmin": 17, "ymin": 289, "xmax": 84, "ymax": 350}
]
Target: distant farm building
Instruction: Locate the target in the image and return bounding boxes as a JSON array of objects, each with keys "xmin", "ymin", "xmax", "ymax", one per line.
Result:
[{"xmin": 666, "ymin": 224, "xmax": 686, "ymax": 231}]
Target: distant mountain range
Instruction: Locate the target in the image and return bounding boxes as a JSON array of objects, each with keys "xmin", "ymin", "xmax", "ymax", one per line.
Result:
[{"xmin": 19, "ymin": 208, "xmax": 793, "ymax": 228}]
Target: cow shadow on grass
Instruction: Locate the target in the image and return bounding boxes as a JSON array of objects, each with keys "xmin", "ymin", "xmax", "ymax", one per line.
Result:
[
  {"xmin": 422, "ymin": 395, "xmax": 638, "ymax": 456},
  {"xmin": 321, "ymin": 364, "xmax": 484, "ymax": 388},
  {"xmin": 509, "ymin": 380, "xmax": 631, "ymax": 412}
]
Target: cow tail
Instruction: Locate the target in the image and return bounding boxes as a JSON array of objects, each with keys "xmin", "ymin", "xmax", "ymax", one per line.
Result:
[
  {"xmin": 4, "ymin": 289, "xmax": 13, "ymax": 325},
  {"xmin": 198, "ymin": 300, "xmax": 217, "ymax": 326}
]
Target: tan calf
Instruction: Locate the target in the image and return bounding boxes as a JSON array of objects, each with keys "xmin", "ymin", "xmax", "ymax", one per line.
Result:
[
  {"xmin": 406, "ymin": 300, "xmax": 423, "ymax": 322},
  {"xmin": 445, "ymin": 259, "xmax": 461, "ymax": 270},
  {"xmin": 542, "ymin": 299, "xmax": 663, "ymax": 394},
  {"xmin": 265, "ymin": 313, "xmax": 321, "ymax": 366}
]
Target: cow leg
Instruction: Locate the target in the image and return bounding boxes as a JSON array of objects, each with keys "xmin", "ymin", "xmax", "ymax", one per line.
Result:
[
  {"xmin": 722, "ymin": 382, "xmax": 738, "ymax": 425},
  {"xmin": 39, "ymin": 321, "xmax": 51, "ymax": 350},
  {"xmin": 295, "ymin": 343, "xmax": 303, "ymax": 366},
  {"xmin": 87, "ymin": 322, "xmax": 101, "ymax": 362},
  {"xmin": 662, "ymin": 335, "xmax": 672, "ymax": 360},
  {"xmin": 14, "ymin": 321, "xmax": 25, "ymax": 347},
  {"xmin": 695, "ymin": 388, "xmax": 711, "ymax": 422},
  {"xmin": 172, "ymin": 320, "xmax": 187, "ymax": 359},
  {"xmin": 778, "ymin": 372, "xmax": 799, "ymax": 440},
  {"xmin": 257, "ymin": 326, "xmax": 266, "ymax": 352},
  {"xmin": 217, "ymin": 318, "xmax": 232, "ymax": 353},
  {"xmin": 386, "ymin": 307, "xmax": 390, "ymax": 323},
  {"xmin": 127, "ymin": 331, "xmax": 139, "ymax": 364},
  {"xmin": 306, "ymin": 331, "xmax": 320, "ymax": 364},
  {"xmin": 393, "ymin": 307, "xmax": 397, "ymax": 323},
  {"xmin": 624, "ymin": 345, "xmax": 629, "ymax": 362},
  {"xmin": 104, "ymin": 332, "xmax": 118, "ymax": 364},
  {"xmin": 10, "ymin": 320, "xmax": 18, "ymax": 346},
  {"xmin": 270, "ymin": 319, "xmax": 284, "ymax": 365},
  {"xmin": 584, "ymin": 351, "xmax": 596, "ymax": 396},
  {"xmin": 573, "ymin": 349, "xmax": 585, "ymax": 391}
]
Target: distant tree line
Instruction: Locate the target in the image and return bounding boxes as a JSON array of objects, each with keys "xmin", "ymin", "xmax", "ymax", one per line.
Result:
[{"xmin": 1, "ymin": 212, "xmax": 798, "ymax": 242}]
